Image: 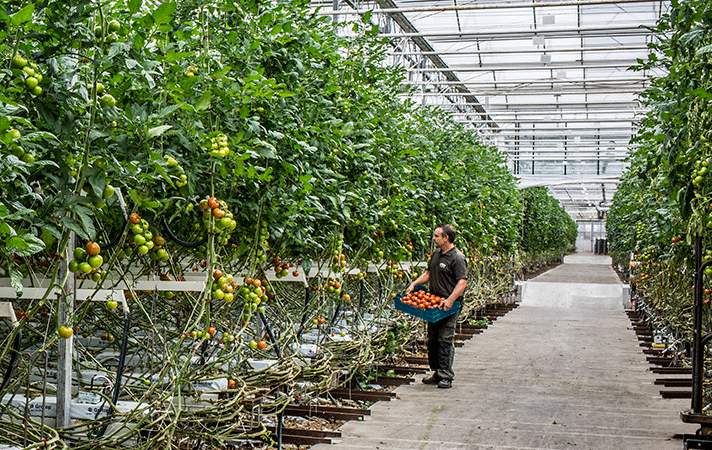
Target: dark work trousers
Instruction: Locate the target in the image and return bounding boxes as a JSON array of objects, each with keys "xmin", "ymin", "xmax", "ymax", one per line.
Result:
[{"xmin": 426, "ymin": 311, "xmax": 459, "ymax": 381}]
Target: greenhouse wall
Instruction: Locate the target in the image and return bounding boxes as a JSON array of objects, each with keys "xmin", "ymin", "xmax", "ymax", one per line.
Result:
[{"xmin": 576, "ymin": 221, "xmax": 607, "ymax": 253}]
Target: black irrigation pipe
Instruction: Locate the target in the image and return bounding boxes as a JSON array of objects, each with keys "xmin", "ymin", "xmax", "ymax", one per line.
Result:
[
  {"xmin": 258, "ymin": 310, "xmax": 281, "ymax": 359},
  {"xmin": 95, "ymin": 216, "xmax": 130, "ymax": 251},
  {"xmin": 95, "ymin": 307, "xmax": 131, "ymax": 439},
  {"xmin": 297, "ymin": 286, "xmax": 312, "ymax": 338},
  {"xmin": 78, "ymin": 199, "xmax": 130, "ymax": 251},
  {"xmin": 0, "ymin": 329, "xmax": 22, "ymax": 394},
  {"xmin": 257, "ymin": 310, "xmax": 283, "ymax": 450},
  {"xmin": 161, "ymin": 216, "xmax": 207, "ymax": 248},
  {"xmin": 358, "ymin": 278, "xmax": 365, "ymax": 312},
  {"xmin": 330, "ymin": 294, "xmax": 344, "ymax": 327}
]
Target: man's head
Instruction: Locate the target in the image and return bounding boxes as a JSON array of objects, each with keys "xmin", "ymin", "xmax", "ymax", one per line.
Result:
[{"xmin": 434, "ymin": 224, "xmax": 456, "ymax": 249}]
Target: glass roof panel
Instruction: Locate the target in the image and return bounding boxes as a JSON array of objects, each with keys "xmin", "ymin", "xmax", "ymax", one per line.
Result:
[{"xmin": 312, "ymin": 0, "xmax": 669, "ymax": 221}]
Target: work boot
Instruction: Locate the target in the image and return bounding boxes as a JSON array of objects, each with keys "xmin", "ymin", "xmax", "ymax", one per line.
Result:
[
  {"xmin": 437, "ymin": 379, "xmax": 452, "ymax": 389},
  {"xmin": 422, "ymin": 374, "xmax": 440, "ymax": 385}
]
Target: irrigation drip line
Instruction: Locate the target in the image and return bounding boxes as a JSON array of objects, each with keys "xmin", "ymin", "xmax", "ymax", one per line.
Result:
[{"xmin": 161, "ymin": 216, "xmax": 208, "ymax": 248}]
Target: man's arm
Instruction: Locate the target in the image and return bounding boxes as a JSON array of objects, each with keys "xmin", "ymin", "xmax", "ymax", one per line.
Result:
[
  {"xmin": 406, "ymin": 271, "xmax": 430, "ymax": 294},
  {"xmin": 441, "ymin": 278, "xmax": 467, "ymax": 310}
]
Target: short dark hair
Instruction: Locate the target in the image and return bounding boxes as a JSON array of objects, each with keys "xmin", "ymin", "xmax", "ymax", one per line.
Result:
[{"xmin": 437, "ymin": 223, "xmax": 456, "ymax": 243}]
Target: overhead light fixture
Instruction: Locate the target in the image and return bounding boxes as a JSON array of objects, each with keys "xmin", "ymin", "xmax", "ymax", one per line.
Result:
[
  {"xmin": 542, "ymin": 15, "xmax": 555, "ymax": 25},
  {"xmin": 541, "ymin": 54, "xmax": 551, "ymax": 64},
  {"xmin": 533, "ymin": 36, "xmax": 545, "ymax": 46}
]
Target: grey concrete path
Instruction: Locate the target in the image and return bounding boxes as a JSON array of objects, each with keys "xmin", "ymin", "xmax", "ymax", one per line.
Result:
[{"xmin": 311, "ymin": 253, "xmax": 697, "ymax": 450}]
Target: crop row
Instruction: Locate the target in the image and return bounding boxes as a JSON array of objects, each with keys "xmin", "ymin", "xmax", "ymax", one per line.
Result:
[{"xmin": 0, "ymin": 1, "xmax": 576, "ymax": 448}]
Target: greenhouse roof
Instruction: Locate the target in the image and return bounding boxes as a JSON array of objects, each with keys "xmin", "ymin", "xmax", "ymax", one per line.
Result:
[{"xmin": 313, "ymin": 0, "xmax": 668, "ymax": 221}]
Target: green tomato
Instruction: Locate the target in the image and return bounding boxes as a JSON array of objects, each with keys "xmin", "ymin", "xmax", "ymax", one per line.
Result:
[
  {"xmin": 11, "ymin": 55, "xmax": 28, "ymax": 69},
  {"xmin": 137, "ymin": 245, "xmax": 149, "ymax": 255},
  {"xmin": 107, "ymin": 300, "xmax": 118, "ymax": 309},
  {"xmin": 7, "ymin": 128, "xmax": 21, "ymax": 140},
  {"xmin": 68, "ymin": 260, "xmax": 80, "ymax": 273},
  {"xmin": 78, "ymin": 262, "xmax": 93, "ymax": 274},
  {"xmin": 21, "ymin": 153, "xmax": 35, "ymax": 164},
  {"xmin": 102, "ymin": 185, "xmax": 115, "ymax": 199},
  {"xmin": 108, "ymin": 20, "xmax": 120, "ymax": 32},
  {"xmin": 25, "ymin": 77, "xmax": 38, "ymax": 90},
  {"xmin": 88, "ymin": 255, "xmax": 103, "ymax": 268},
  {"xmin": 73, "ymin": 247, "xmax": 87, "ymax": 261},
  {"xmin": 100, "ymin": 94, "xmax": 116, "ymax": 107},
  {"xmin": 133, "ymin": 234, "xmax": 147, "ymax": 245}
]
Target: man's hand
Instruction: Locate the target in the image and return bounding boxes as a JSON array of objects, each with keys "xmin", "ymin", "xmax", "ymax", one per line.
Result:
[{"xmin": 440, "ymin": 298, "xmax": 455, "ymax": 310}]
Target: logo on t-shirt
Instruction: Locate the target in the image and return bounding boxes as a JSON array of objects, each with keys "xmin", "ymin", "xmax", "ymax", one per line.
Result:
[{"xmin": 439, "ymin": 262, "xmax": 446, "ymax": 269}]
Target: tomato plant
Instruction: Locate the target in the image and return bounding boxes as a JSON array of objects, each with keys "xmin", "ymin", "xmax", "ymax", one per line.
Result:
[{"xmin": 0, "ymin": 1, "xmax": 579, "ymax": 448}]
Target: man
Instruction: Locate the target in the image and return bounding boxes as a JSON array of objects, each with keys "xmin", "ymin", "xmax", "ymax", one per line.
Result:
[{"xmin": 406, "ymin": 224, "xmax": 467, "ymax": 389}]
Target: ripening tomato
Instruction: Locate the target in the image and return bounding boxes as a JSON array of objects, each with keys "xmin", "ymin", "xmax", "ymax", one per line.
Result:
[
  {"xmin": 58, "ymin": 326, "xmax": 73, "ymax": 339},
  {"xmin": 85, "ymin": 242, "xmax": 100, "ymax": 256}
]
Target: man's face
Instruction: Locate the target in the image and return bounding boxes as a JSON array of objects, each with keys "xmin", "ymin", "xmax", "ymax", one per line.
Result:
[{"xmin": 433, "ymin": 228, "xmax": 448, "ymax": 247}]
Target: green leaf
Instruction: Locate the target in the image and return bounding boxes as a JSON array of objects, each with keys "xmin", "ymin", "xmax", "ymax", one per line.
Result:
[
  {"xmin": 196, "ymin": 91, "xmax": 211, "ymax": 111},
  {"xmin": 148, "ymin": 125, "xmax": 173, "ymax": 138},
  {"xmin": 0, "ymin": 222, "xmax": 11, "ymax": 236},
  {"xmin": 129, "ymin": 0, "xmax": 143, "ymax": 14},
  {"xmin": 60, "ymin": 216, "xmax": 89, "ymax": 241},
  {"xmin": 696, "ymin": 43, "xmax": 712, "ymax": 57},
  {"xmin": 86, "ymin": 167, "xmax": 107, "ymax": 198},
  {"xmin": 11, "ymin": 4, "xmax": 34, "ymax": 26},
  {"xmin": 7, "ymin": 233, "xmax": 45, "ymax": 257},
  {"xmin": 75, "ymin": 205, "xmax": 97, "ymax": 240},
  {"xmin": 9, "ymin": 264, "xmax": 23, "ymax": 297},
  {"xmin": 691, "ymin": 88, "xmax": 711, "ymax": 99},
  {"xmin": 154, "ymin": 104, "xmax": 183, "ymax": 119},
  {"xmin": 153, "ymin": 2, "xmax": 176, "ymax": 25},
  {"xmin": 301, "ymin": 259, "xmax": 312, "ymax": 275}
]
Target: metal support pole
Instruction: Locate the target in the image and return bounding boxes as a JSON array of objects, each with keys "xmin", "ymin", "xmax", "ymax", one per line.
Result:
[
  {"xmin": 693, "ymin": 236, "xmax": 704, "ymax": 413},
  {"xmin": 56, "ymin": 232, "xmax": 76, "ymax": 428}
]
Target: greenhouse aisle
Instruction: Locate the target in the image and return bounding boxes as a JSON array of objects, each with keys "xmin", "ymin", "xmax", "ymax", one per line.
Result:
[{"xmin": 310, "ymin": 253, "xmax": 697, "ymax": 450}]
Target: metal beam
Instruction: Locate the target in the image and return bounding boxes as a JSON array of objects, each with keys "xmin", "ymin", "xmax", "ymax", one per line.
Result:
[
  {"xmin": 405, "ymin": 60, "xmax": 646, "ymax": 72},
  {"xmin": 381, "ymin": 24, "xmax": 655, "ymax": 40},
  {"xmin": 390, "ymin": 45, "xmax": 650, "ymax": 56},
  {"xmin": 316, "ymin": 0, "xmax": 664, "ymax": 15},
  {"xmin": 374, "ymin": 0, "xmax": 498, "ymax": 129},
  {"xmin": 404, "ymin": 76, "xmax": 650, "ymax": 86}
]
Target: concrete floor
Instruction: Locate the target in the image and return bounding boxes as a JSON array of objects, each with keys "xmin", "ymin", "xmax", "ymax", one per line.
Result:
[{"xmin": 311, "ymin": 254, "xmax": 698, "ymax": 450}]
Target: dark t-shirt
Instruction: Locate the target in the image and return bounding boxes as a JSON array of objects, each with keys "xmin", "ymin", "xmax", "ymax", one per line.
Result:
[{"xmin": 428, "ymin": 247, "xmax": 468, "ymax": 299}]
